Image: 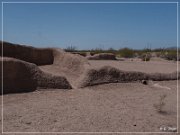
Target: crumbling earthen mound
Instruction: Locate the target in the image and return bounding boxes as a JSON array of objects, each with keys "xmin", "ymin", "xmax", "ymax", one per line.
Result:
[
  {"xmin": 80, "ymin": 66, "xmax": 179, "ymax": 87},
  {"xmin": 0, "ymin": 57, "xmax": 72, "ymax": 94},
  {"xmin": 87, "ymin": 53, "xmax": 116, "ymax": 60},
  {"xmin": 37, "ymin": 70, "xmax": 72, "ymax": 89},
  {"xmin": 71, "ymin": 52, "xmax": 87, "ymax": 57},
  {"xmin": 0, "ymin": 57, "xmax": 38, "ymax": 94},
  {"xmin": 38, "ymin": 49, "xmax": 90, "ymax": 88},
  {"xmin": 0, "ymin": 41, "xmax": 54, "ymax": 65},
  {"xmin": 0, "ymin": 41, "xmax": 90, "ymax": 90},
  {"xmin": 1, "ymin": 41, "xmax": 179, "ymax": 92},
  {"xmin": 148, "ymin": 72, "xmax": 178, "ymax": 81},
  {"xmin": 53, "ymin": 49, "xmax": 89, "ymax": 74}
]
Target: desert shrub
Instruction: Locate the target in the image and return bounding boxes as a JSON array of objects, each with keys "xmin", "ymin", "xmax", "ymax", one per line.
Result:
[
  {"xmin": 153, "ymin": 94, "xmax": 167, "ymax": 113},
  {"xmin": 90, "ymin": 48, "xmax": 104, "ymax": 55},
  {"xmin": 65, "ymin": 45, "xmax": 77, "ymax": 52},
  {"xmin": 142, "ymin": 48, "xmax": 152, "ymax": 53},
  {"xmin": 71, "ymin": 52, "xmax": 87, "ymax": 57},
  {"xmin": 118, "ymin": 48, "xmax": 135, "ymax": 58},
  {"xmin": 141, "ymin": 53, "xmax": 151, "ymax": 61},
  {"xmin": 78, "ymin": 52, "xmax": 87, "ymax": 57},
  {"xmin": 107, "ymin": 47, "xmax": 117, "ymax": 54},
  {"xmin": 116, "ymin": 54, "xmax": 121, "ymax": 58},
  {"xmin": 163, "ymin": 50, "xmax": 178, "ymax": 61},
  {"xmin": 156, "ymin": 52, "xmax": 161, "ymax": 57},
  {"xmin": 134, "ymin": 51, "xmax": 143, "ymax": 58}
]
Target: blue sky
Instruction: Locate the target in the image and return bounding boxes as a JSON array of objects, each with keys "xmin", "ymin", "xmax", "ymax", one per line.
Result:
[{"xmin": 0, "ymin": 0, "xmax": 179, "ymax": 49}]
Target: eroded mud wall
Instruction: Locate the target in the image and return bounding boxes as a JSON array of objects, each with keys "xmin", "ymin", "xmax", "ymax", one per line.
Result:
[{"xmin": 0, "ymin": 41, "xmax": 54, "ymax": 65}]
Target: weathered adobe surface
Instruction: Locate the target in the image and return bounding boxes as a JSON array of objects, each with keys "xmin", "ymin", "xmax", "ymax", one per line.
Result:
[
  {"xmin": 80, "ymin": 66, "xmax": 179, "ymax": 87},
  {"xmin": 0, "ymin": 41, "xmax": 179, "ymax": 94},
  {"xmin": 1, "ymin": 42, "xmax": 87, "ymax": 93},
  {"xmin": 0, "ymin": 57, "xmax": 72, "ymax": 94},
  {"xmin": 0, "ymin": 41, "xmax": 54, "ymax": 65},
  {"xmin": 87, "ymin": 53, "xmax": 117, "ymax": 60}
]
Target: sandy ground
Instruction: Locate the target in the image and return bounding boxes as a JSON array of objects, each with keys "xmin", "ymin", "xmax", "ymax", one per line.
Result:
[
  {"xmin": 0, "ymin": 81, "xmax": 179, "ymax": 134},
  {"xmin": 0, "ymin": 59, "xmax": 179, "ymax": 134},
  {"xmin": 89, "ymin": 59, "xmax": 179, "ymax": 73}
]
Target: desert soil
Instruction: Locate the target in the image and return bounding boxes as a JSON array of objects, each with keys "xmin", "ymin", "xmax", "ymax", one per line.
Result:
[
  {"xmin": 89, "ymin": 58, "xmax": 178, "ymax": 73},
  {"xmin": 0, "ymin": 59, "xmax": 179, "ymax": 134}
]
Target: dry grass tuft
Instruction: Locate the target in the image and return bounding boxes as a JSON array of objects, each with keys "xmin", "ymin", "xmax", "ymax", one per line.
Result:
[{"xmin": 153, "ymin": 94, "xmax": 167, "ymax": 113}]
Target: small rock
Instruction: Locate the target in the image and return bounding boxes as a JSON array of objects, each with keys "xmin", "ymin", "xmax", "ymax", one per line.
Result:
[
  {"xmin": 25, "ymin": 122, "xmax": 32, "ymax": 125},
  {"xmin": 141, "ymin": 80, "xmax": 148, "ymax": 85}
]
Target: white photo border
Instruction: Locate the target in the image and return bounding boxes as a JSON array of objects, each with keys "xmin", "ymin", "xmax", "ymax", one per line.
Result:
[{"xmin": 1, "ymin": 1, "xmax": 179, "ymax": 134}]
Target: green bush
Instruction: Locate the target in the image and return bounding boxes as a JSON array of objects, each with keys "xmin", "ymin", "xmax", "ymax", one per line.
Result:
[
  {"xmin": 162, "ymin": 50, "xmax": 178, "ymax": 61},
  {"xmin": 89, "ymin": 48, "xmax": 103, "ymax": 55},
  {"xmin": 141, "ymin": 53, "xmax": 151, "ymax": 61},
  {"xmin": 107, "ymin": 47, "xmax": 117, "ymax": 54},
  {"xmin": 118, "ymin": 48, "xmax": 135, "ymax": 58}
]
